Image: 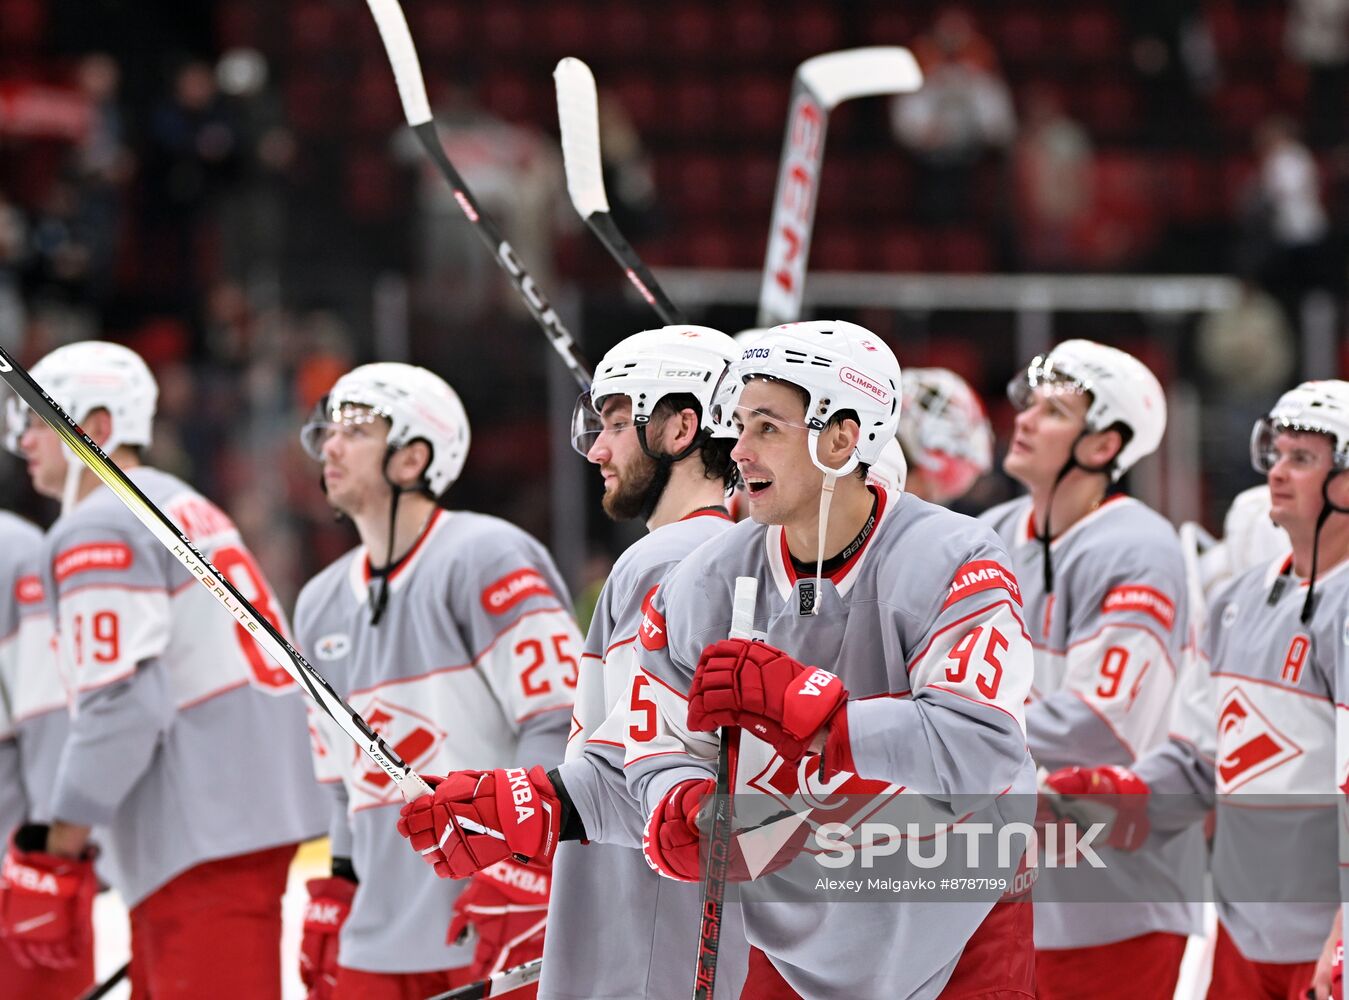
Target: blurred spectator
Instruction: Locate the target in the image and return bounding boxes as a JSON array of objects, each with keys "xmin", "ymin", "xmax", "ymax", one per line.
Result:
[
  {"xmin": 1013, "ymin": 86, "xmax": 1093, "ymax": 270},
  {"xmin": 1239, "ymin": 116, "xmax": 1334, "ymax": 325},
  {"xmin": 892, "ymin": 6, "xmax": 1016, "ymax": 225},
  {"xmin": 214, "ymin": 48, "xmax": 296, "ymax": 286},
  {"xmin": 143, "ymin": 60, "xmax": 244, "ymax": 338},
  {"xmin": 0, "ymin": 198, "xmax": 28, "ymax": 355},
  {"xmin": 1196, "ymin": 283, "xmax": 1296, "ymax": 516},
  {"xmin": 596, "ymin": 89, "xmax": 660, "ymax": 243},
  {"xmin": 1125, "ymin": 0, "xmax": 1217, "ymax": 143},
  {"xmin": 1286, "ymin": 0, "xmax": 1349, "ymax": 144},
  {"xmin": 70, "ymin": 54, "xmax": 132, "ymax": 301},
  {"xmin": 392, "ymin": 75, "xmax": 568, "ymax": 363}
]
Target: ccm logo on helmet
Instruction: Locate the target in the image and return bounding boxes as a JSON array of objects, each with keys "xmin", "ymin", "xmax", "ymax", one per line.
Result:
[
  {"xmin": 840, "ymin": 367, "xmax": 892, "ymax": 405},
  {"xmin": 481, "ymin": 569, "xmax": 554, "ymax": 615},
  {"xmin": 942, "ymin": 560, "xmax": 1023, "ymax": 610},
  {"xmin": 638, "ymin": 585, "xmax": 666, "ymax": 650}
]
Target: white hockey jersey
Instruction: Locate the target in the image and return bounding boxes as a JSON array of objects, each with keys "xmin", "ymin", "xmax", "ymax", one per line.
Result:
[
  {"xmin": 982, "ymin": 494, "xmax": 1206, "ymax": 948},
  {"xmin": 1140, "ymin": 555, "xmax": 1340, "ymax": 963},
  {"xmin": 42, "ymin": 467, "xmax": 327, "ymax": 907},
  {"xmin": 542, "ymin": 509, "xmax": 748, "ymax": 1000},
  {"xmin": 623, "ymin": 487, "xmax": 1037, "ymax": 1000},
  {"xmin": 294, "ymin": 508, "xmax": 578, "ymax": 974},
  {"xmin": 0, "ymin": 511, "xmax": 66, "ymax": 837}
]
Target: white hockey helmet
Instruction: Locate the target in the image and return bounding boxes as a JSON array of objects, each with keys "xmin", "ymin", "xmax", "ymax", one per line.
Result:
[
  {"xmin": 571, "ymin": 325, "xmax": 740, "ymax": 455},
  {"xmin": 301, "ymin": 362, "xmax": 470, "ymax": 497},
  {"xmin": 1251, "ymin": 380, "xmax": 1349, "ymax": 473},
  {"xmin": 712, "ymin": 319, "xmax": 901, "ymax": 477},
  {"xmin": 4, "ymin": 341, "xmax": 157, "ymax": 456},
  {"xmin": 866, "ymin": 437, "xmax": 908, "ymax": 494},
  {"xmin": 899, "ymin": 367, "xmax": 993, "ymax": 499},
  {"xmin": 1008, "ymin": 339, "xmax": 1165, "ymax": 481}
]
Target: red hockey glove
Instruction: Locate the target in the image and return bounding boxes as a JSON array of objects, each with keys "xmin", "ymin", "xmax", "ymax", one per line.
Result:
[
  {"xmin": 642, "ymin": 778, "xmax": 711, "ymax": 883},
  {"xmin": 447, "ymin": 860, "xmax": 550, "ymax": 980},
  {"xmin": 397, "ymin": 766, "xmax": 561, "ymax": 880},
  {"xmin": 1041, "ymin": 765, "xmax": 1151, "ymax": 852},
  {"xmin": 0, "ymin": 825, "xmax": 97, "ymax": 970},
  {"xmin": 641, "ymin": 777, "xmax": 809, "ymax": 884},
  {"xmin": 298, "ymin": 874, "xmax": 356, "ymax": 1000},
  {"xmin": 688, "ymin": 638, "xmax": 848, "ymax": 763}
]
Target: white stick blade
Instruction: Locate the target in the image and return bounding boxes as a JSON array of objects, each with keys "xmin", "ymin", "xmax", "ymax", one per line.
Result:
[
  {"xmin": 799, "ymin": 46, "xmax": 923, "ymax": 108},
  {"xmin": 365, "ymin": 0, "xmax": 433, "ymax": 126},
  {"xmin": 554, "ymin": 57, "xmax": 610, "ymax": 218},
  {"xmin": 730, "ymin": 577, "xmax": 758, "ymax": 641}
]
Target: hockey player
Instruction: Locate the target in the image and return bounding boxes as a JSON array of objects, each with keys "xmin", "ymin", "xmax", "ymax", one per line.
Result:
[
  {"xmin": 3, "ymin": 341, "xmax": 326, "ymax": 998},
  {"xmin": 982, "ymin": 339, "xmax": 1203, "ymax": 998},
  {"xmin": 0, "ymin": 498, "xmax": 91, "ymax": 998},
  {"xmin": 1049, "ymin": 380, "xmax": 1349, "ymax": 998},
  {"xmin": 396, "ymin": 326, "xmax": 750, "ymax": 998},
  {"xmin": 294, "ymin": 363, "xmax": 579, "ymax": 999},
  {"xmin": 896, "ymin": 367, "xmax": 993, "ymax": 505},
  {"xmin": 399, "ymin": 321, "xmax": 1039, "ymax": 999}
]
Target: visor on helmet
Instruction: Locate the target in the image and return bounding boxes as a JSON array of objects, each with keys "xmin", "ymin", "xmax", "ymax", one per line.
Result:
[
  {"xmin": 570, "ymin": 390, "xmax": 642, "ymax": 457},
  {"xmin": 1007, "ymin": 362, "xmax": 1089, "ymax": 418},
  {"xmin": 300, "ymin": 398, "xmax": 390, "ymax": 461},
  {"xmin": 1250, "ymin": 415, "xmax": 1346, "ymax": 474}
]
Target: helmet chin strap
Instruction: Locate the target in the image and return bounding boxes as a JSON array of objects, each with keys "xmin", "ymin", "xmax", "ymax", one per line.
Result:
[
  {"xmin": 1303, "ymin": 469, "xmax": 1349, "ymax": 624},
  {"xmin": 635, "ymin": 421, "xmax": 706, "ymax": 523},
  {"xmin": 807, "ymin": 428, "xmax": 859, "ymax": 617},
  {"xmin": 60, "ymin": 443, "xmax": 84, "ymax": 514}
]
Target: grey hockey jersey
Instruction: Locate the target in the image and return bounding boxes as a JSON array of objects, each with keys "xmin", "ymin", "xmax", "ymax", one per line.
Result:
[
  {"xmin": 41, "ymin": 467, "xmax": 327, "ymax": 907},
  {"xmin": 0, "ymin": 511, "xmax": 65, "ymax": 837},
  {"xmin": 1143, "ymin": 554, "xmax": 1341, "ymax": 963},
  {"xmin": 982, "ymin": 495, "xmax": 1206, "ymax": 948},
  {"xmin": 623, "ymin": 487, "xmax": 1037, "ymax": 1000},
  {"xmin": 295, "ymin": 508, "xmax": 578, "ymax": 974},
  {"xmin": 542, "ymin": 509, "xmax": 748, "ymax": 1000}
]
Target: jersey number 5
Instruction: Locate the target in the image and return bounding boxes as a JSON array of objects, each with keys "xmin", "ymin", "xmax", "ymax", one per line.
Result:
[{"xmin": 945, "ymin": 625, "xmax": 1006, "ymax": 699}]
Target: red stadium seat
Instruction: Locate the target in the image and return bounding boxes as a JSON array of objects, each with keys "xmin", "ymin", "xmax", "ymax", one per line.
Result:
[{"xmin": 879, "ymin": 230, "xmax": 926, "ymax": 273}]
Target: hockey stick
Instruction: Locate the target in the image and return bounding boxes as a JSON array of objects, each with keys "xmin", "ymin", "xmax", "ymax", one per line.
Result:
[
  {"xmin": 553, "ymin": 57, "xmax": 685, "ymax": 326},
  {"xmin": 429, "ymin": 957, "xmax": 544, "ymax": 1000},
  {"xmin": 364, "ymin": 0, "xmax": 592, "ymax": 392},
  {"xmin": 694, "ymin": 576, "xmax": 758, "ymax": 1000},
  {"xmin": 758, "ymin": 47, "xmax": 923, "ymax": 327},
  {"xmin": 0, "ymin": 348, "xmax": 435, "ymax": 804},
  {"xmin": 78, "ymin": 961, "xmax": 128, "ymax": 1000}
]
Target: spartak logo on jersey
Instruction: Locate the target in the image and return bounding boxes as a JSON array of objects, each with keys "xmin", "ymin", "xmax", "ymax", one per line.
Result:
[
  {"xmin": 351, "ymin": 697, "xmax": 446, "ymax": 801},
  {"xmin": 743, "ymin": 739, "xmax": 908, "ymax": 848},
  {"xmin": 942, "ymin": 560, "xmax": 1022, "ymax": 611},
  {"xmin": 638, "ymin": 585, "xmax": 666, "ymax": 650},
  {"xmin": 1216, "ymin": 686, "xmax": 1302, "ymax": 791},
  {"xmin": 481, "ymin": 568, "xmax": 553, "ymax": 615},
  {"xmin": 1101, "ymin": 584, "xmax": 1176, "ymax": 631}
]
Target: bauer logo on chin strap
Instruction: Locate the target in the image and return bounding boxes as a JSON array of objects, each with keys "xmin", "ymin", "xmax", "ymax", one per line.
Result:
[{"xmin": 798, "ymin": 580, "xmax": 816, "ymax": 616}]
